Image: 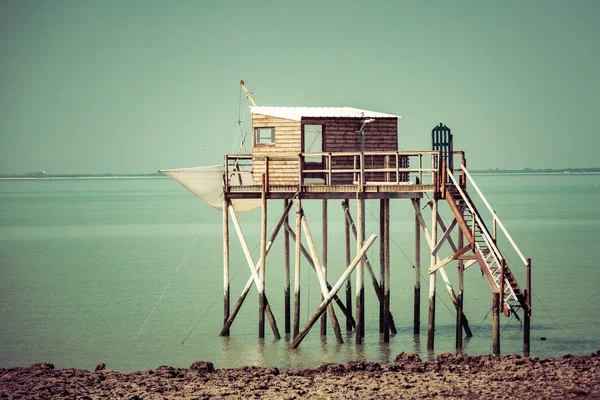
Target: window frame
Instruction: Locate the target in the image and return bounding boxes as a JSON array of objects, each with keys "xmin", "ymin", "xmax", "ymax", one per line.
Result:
[
  {"xmin": 254, "ymin": 127, "xmax": 275, "ymax": 146},
  {"xmin": 303, "ymin": 124, "xmax": 324, "ymax": 163}
]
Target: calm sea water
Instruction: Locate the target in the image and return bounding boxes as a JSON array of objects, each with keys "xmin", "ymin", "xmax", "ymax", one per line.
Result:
[{"xmin": 1, "ymin": 174, "xmax": 599, "ymax": 372}]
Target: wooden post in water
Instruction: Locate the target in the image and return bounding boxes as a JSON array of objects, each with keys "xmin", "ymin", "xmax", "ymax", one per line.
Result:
[
  {"xmin": 524, "ymin": 258, "xmax": 532, "ymax": 356},
  {"xmin": 427, "ymin": 199, "xmax": 438, "ymax": 351},
  {"xmin": 492, "ymin": 291, "xmax": 500, "ymax": 356},
  {"xmin": 344, "ymin": 199, "xmax": 353, "ymax": 332},
  {"xmin": 284, "ymin": 199, "xmax": 291, "ymax": 335},
  {"xmin": 456, "ymin": 228, "xmax": 464, "ymax": 351},
  {"xmin": 356, "ymin": 196, "xmax": 365, "ymax": 344},
  {"xmin": 383, "ymin": 198, "xmax": 391, "ymax": 343},
  {"xmin": 290, "ymin": 235, "xmax": 378, "ymax": 349},
  {"xmin": 223, "ymin": 198, "xmax": 230, "ymax": 336},
  {"xmin": 259, "ymin": 174, "xmax": 267, "ymax": 338},
  {"xmin": 414, "ymin": 198, "xmax": 421, "ymax": 335},
  {"xmin": 321, "ymin": 200, "xmax": 328, "ymax": 336},
  {"xmin": 293, "ymin": 198, "xmax": 302, "ymax": 338},
  {"xmin": 379, "ymin": 199, "xmax": 385, "ymax": 334}
]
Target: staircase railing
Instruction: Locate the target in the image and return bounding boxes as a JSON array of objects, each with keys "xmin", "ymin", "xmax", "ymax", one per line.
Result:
[
  {"xmin": 458, "ymin": 166, "xmax": 528, "ymax": 267},
  {"xmin": 446, "ymin": 165, "xmax": 528, "ymax": 314},
  {"xmin": 446, "ymin": 168, "xmax": 502, "ymax": 264}
]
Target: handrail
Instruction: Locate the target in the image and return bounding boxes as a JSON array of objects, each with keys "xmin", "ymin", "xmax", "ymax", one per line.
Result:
[
  {"xmin": 446, "ymin": 169, "xmax": 500, "ymax": 259},
  {"xmin": 225, "ymin": 150, "xmax": 441, "ymax": 187},
  {"xmin": 460, "ymin": 165, "xmax": 528, "ymax": 265}
]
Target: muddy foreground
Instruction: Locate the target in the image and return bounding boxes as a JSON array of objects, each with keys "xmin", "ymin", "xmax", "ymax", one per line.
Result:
[{"xmin": 1, "ymin": 351, "xmax": 599, "ymax": 399}]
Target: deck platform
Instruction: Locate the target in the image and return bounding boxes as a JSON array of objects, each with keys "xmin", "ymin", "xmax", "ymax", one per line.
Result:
[{"xmin": 227, "ymin": 183, "xmax": 433, "ymax": 199}]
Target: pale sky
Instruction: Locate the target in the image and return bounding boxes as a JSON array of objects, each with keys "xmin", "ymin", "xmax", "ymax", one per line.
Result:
[{"xmin": 1, "ymin": 0, "xmax": 598, "ymax": 173}]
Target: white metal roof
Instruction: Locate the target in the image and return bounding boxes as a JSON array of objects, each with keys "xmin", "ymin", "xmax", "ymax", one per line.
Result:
[{"xmin": 251, "ymin": 106, "xmax": 401, "ymax": 121}]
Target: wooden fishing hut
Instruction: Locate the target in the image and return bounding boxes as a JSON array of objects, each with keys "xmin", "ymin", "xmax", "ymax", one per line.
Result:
[{"xmin": 216, "ymin": 107, "xmax": 532, "ymax": 354}]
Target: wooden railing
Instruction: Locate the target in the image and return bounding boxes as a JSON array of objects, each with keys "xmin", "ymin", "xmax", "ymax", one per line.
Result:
[{"xmin": 226, "ymin": 151, "xmax": 443, "ymax": 188}]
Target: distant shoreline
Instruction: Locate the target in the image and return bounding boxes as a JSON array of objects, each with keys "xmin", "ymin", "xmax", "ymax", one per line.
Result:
[
  {"xmin": 0, "ymin": 175, "xmax": 167, "ymax": 180},
  {"xmin": 471, "ymin": 171, "xmax": 600, "ymax": 175},
  {"xmin": 1, "ymin": 172, "xmax": 599, "ymax": 181}
]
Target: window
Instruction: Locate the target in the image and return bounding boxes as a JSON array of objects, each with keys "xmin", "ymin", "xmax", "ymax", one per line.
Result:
[
  {"xmin": 255, "ymin": 127, "xmax": 275, "ymax": 145},
  {"xmin": 303, "ymin": 124, "xmax": 323, "ymax": 163}
]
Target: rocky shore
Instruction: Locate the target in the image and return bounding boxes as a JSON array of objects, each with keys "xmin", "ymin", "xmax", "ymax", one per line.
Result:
[{"xmin": 1, "ymin": 351, "xmax": 599, "ymax": 399}]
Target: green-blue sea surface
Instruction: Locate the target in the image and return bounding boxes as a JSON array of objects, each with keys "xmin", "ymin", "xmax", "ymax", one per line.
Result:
[{"xmin": 1, "ymin": 174, "xmax": 599, "ymax": 371}]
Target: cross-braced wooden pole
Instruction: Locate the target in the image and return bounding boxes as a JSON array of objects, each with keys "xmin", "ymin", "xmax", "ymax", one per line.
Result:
[
  {"xmin": 290, "ymin": 234, "xmax": 378, "ymax": 349},
  {"xmin": 414, "ymin": 198, "xmax": 421, "ymax": 335},
  {"xmin": 355, "ymin": 197, "xmax": 365, "ymax": 344},
  {"xmin": 284, "ymin": 199, "xmax": 291, "ymax": 335},
  {"xmin": 293, "ymin": 198, "xmax": 302, "ymax": 338},
  {"xmin": 321, "ymin": 200, "xmax": 328, "ymax": 336},
  {"xmin": 223, "ymin": 198, "xmax": 230, "ymax": 336},
  {"xmin": 344, "ymin": 199, "xmax": 353, "ymax": 332},
  {"xmin": 427, "ymin": 198, "xmax": 438, "ymax": 351}
]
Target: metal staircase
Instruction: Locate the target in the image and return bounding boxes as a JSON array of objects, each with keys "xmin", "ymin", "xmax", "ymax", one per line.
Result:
[{"xmin": 444, "ymin": 172, "xmax": 528, "ymax": 317}]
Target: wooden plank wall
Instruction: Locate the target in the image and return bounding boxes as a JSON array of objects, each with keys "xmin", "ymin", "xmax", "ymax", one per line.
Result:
[
  {"xmin": 252, "ymin": 114, "xmax": 301, "ymax": 185},
  {"xmin": 302, "ymin": 117, "xmax": 403, "ymax": 184}
]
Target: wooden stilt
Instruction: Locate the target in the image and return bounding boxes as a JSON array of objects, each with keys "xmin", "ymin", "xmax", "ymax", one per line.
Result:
[
  {"xmin": 427, "ymin": 199, "xmax": 438, "ymax": 351},
  {"xmin": 524, "ymin": 258, "xmax": 531, "ymax": 356},
  {"xmin": 259, "ymin": 174, "xmax": 267, "ymax": 338},
  {"xmin": 321, "ymin": 200, "xmax": 328, "ymax": 336},
  {"xmin": 290, "ymin": 234, "xmax": 378, "ymax": 349},
  {"xmin": 301, "ymin": 216, "xmax": 344, "ymax": 344},
  {"xmin": 226, "ymin": 205, "xmax": 281, "ymax": 339},
  {"xmin": 383, "ymin": 198, "xmax": 391, "ymax": 343},
  {"xmin": 456, "ymin": 228, "xmax": 464, "ymax": 351},
  {"xmin": 220, "ymin": 201, "xmax": 292, "ymax": 336},
  {"xmin": 414, "ymin": 198, "xmax": 421, "ymax": 335},
  {"xmin": 341, "ymin": 201, "xmax": 397, "ymax": 333},
  {"xmin": 432, "ymin": 212, "xmax": 473, "ymax": 338},
  {"xmin": 223, "ymin": 198, "xmax": 230, "ymax": 336},
  {"xmin": 379, "ymin": 199, "xmax": 385, "ymax": 334},
  {"xmin": 294, "ymin": 198, "xmax": 302, "ymax": 338},
  {"xmin": 356, "ymin": 197, "xmax": 365, "ymax": 344},
  {"xmin": 284, "ymin": 224, "xmax": 355, "ymax": 327},
  {"xmin": 344, "ymin": 199, "xmax": 353, "ymax": 332},
  {"xmin": 492, "ymin": 291, "xmax": 500, "ymax": 356},
  {"xmin": 284, "ymin": 199, "xmax": 291, "ymax": 335}
]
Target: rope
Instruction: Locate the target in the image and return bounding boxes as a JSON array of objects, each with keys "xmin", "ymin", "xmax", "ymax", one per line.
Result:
[
  {"xmin": 135, "ymin": 208, "xmax": 216, "ymax": 340},
  {"xmin": 179, "ymin": 211, "xmax": 281, "ymax": 344}
]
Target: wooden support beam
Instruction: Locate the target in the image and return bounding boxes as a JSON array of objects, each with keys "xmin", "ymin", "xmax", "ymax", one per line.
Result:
[
  {"xmin": 294, "ymin": 199, "xmax": 302, "ymax": 338},
  {"xmin": 432, "ymin": 218, "xmax": 458, "ymax": 256},
  {"xmin": 341, "ymin": 201, "xmax": 397, "ymax": 334},
  {"xmin": 412, "ymin": 199, "xmax": 432, "ymax": 245},
  {"xmin": 356, "ymin": 198, "xmax": 365, "ymax": 344},
  {"xmin": 301, "ymin": 216, "xmax": 344, "ymax": 344},
  {"xmin": 227, "ymin": 205, "xmax": 280, "ymax": 339},
  {"xmin": 524, "ymin": 258, "xmax": 531, "ymax": 356},
  {"xmin": 284, "ymin": 224, "xmax": 356, "ymax": 328},
  {"xmin": 414, "ymin": 198, "xmax": 421, "ymax": 335},
  {"xmin": 383, "ymin": 198, "xmax": 391, "ymax": 343},
  {"xmin": 423, "ymin": 200, "xmax": 473, "ymax": 338},
  {"xmin": 492, "ymin": 291, "xmax": 500, "ymax": 356},
  {"xmin": 259, "ymin": 174, "xmax": 267, "ymax": 338},
  {"xmin": 456, "ymin": 228, "xmax": 464, "ymax": 351},
  {"xmin": 220, "ymin": 201, "xmax": 293, "ymax": 336},
  {"xmin": 284, "ymin": 200, "xmax": 291, "ymax": 335},
  {"xmin": 344, "ymin": 199, "xmax": 353, "ymax": 332},
  {"xmin": 427, "ymin": 199, "xmax": 438, "ymax": 351},
  {"xmin": 500, "ymin": 259, "xmax": 505, "ymax": 315},
  {"xmin": 290, "ymin": 234, "xmax": 378, "ymax": 349},
  {"xmin": 429, "ymin": 245, "xmax": 471, "ymax": 274},
  {"xmin": 321, "ymin": 200, "xmax": 328, "ymax": 336},
  {"xmin": 379, "ymin": 199, "xmax": 385, "ymax": 334},
  {"xmin": 223, "ymin": 198, "xmax": 230, "ymax": 336}
]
